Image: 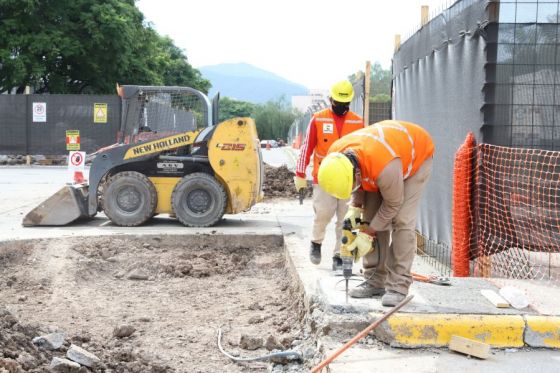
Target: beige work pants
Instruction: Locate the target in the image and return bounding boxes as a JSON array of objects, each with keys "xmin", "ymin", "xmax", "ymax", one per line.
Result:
[
  {"xmin": 312, "ymin": 184, "xmax": 349, "ymax": 255},
  {"xmin": 362, "ymin": 158, "xmax": 433, "ymax": 295}
]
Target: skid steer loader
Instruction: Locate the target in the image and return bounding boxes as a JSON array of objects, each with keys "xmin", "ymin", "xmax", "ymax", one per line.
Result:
[{"xmin": 23, "ymin": 85, "xmax": 264, "ymax": 227}]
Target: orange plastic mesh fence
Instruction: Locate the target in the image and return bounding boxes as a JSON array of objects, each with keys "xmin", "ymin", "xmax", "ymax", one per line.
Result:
[
  {"xmin": 453, "ymin": 136, "xmax": 560, "ymax": 281},
  {"xmin": 452, "ymin": 132, "xmax": 476, "ymax": 277}
]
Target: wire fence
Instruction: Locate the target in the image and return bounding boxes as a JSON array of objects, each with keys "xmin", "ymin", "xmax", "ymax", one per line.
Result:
[
  {"xmin": 453, "ymin": 133, "xmax": 560, "ymax": 283},
  {"xmin": 0, "ymin": 94, "xmax": 121, "ymax": 155}
]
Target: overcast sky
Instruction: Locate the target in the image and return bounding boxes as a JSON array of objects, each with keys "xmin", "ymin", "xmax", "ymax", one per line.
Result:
[{"xmin": 136, "ymin": 0, "xmax": 450, "ymax": 90}]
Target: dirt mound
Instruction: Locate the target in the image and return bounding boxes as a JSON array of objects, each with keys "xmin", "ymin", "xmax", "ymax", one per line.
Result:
[
  {"xmin": 0, "ymin": 236, "xmax": 306, "ymax": 372},
  {"xmin": 0, "ymin": 307, "xmax": 172, "ymax": 372},
  {"xmin": 263, "ymin": 164, "xmax": 312, "ymax": 200}
]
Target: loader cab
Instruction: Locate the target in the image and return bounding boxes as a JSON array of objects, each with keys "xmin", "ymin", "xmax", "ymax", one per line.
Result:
[{"xmin": 117, "ymin": 85, "xmax": 213, "ymax": 144}]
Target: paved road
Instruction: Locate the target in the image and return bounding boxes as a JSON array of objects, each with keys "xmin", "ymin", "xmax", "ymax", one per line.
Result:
[
  {"xmin": 261, "ymin": 146, "xmax": 298, "ymax": 169},
  {"xmin": 0, "ymin": 165, "xmax": 285, "ymax": 241}
]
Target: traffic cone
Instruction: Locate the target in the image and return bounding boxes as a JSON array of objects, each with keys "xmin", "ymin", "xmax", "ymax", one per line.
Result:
[{"xmin": 73, "ymin": 171, "xmax": 85, "ymax": 184}]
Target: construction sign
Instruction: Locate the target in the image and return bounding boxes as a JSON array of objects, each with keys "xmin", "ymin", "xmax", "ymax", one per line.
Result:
[
  {"xmin": 65, "ymin": 130, "xmax": 80, "ymax": 151},
  {"xmin": 32, "ymin": 102, "xmax": 47, "ymax": 122},
  {"xmin": 68, "ymin": 151, "xmax": 86, "ymax": 184},
  {"xmin": 93, "ymin": 103, "xmax": 108, "ymax": 123}
]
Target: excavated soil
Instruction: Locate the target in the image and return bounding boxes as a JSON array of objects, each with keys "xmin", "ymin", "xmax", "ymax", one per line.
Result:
[
  {"xmin": 0, "ymin": 235, "xmax": 306, "ymax": 372},
  {"xmin": 263, "ymin": 165, "xmax": 311, "ymax": 200}
]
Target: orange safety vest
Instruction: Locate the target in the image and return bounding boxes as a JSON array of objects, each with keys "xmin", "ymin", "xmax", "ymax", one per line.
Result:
[
  {"xmin": 329, "ymin": 120, "xmax": 435, "ymax": 192},
  {"xmin": 311, "ymin": 108, "xmax": 363, "ymax": 180}
]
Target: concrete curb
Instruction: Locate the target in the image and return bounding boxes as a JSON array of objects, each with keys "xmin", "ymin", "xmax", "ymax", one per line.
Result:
[
  {"xmin": 370, "ymin": 312, "xmax": 560, "ymax": 348},
  {"xmin": 525, "ymin": 316, "xmax": 560, "ymax": 348}
]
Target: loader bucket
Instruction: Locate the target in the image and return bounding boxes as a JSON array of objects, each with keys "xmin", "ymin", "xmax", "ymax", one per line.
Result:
[{"xmin": 22, "ymin": 185, "xmax": 90, "ymax": 226}]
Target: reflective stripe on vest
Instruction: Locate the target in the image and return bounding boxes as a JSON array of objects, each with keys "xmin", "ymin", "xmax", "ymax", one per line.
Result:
[
  {"xmin": 349, "ymin": 121, "xmax": 415, "ymax": 179},
  {"xmin": 375, "ymin": 121, "xmax": 415, "ymax": 178}
]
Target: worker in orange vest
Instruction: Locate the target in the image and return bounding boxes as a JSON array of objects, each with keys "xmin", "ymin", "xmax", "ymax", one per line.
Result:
[
  {"xmin": 293, "ymin": 80, "xmax": 364, "ymax": 269},
  {"xmin": 317, "ymin": 120, "xmax": 435, "ymax": 307}
]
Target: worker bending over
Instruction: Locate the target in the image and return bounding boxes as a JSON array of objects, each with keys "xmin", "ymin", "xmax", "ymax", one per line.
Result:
[
  {"xmin": 318, "ymin": 120, "xmax": 434, "ymax": 306},
  {"xmin": 294, "ymin": 80, "xmax": 364, "ymax": 269}
]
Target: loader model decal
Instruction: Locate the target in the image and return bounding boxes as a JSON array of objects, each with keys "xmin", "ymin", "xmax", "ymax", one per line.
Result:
[
  {"xmin": 217, "ymin": 143, "xmax": 246, "ymax": 151},
  {"xmin": 124, "ymin": 132, "xmax": 196, "ymax": 159}
]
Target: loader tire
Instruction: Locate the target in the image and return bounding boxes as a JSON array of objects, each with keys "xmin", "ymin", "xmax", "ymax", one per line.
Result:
[
  {"xmin": 172, "ymin": 173, "xmax": 227, "ymax": 227},
  {"xmin": 102, "ymin": 171, "xmax": 157, "ymax": 227}
]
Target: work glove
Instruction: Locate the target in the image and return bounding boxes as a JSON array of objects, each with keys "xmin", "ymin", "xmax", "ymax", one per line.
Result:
[
  {"xmin": 357, "ymin": 222, "xmax": 370, "ymax": 232},
  {"xmin": 343, "ymin": 206, "xmax": 363, "ymax": 229},
  {"xmin": 293, "ymin": 176, "xmax": 307, "ymax": 192},
  {"xmin": 346, "ymin": 232, "xmax": 374, "ymax": 262}
]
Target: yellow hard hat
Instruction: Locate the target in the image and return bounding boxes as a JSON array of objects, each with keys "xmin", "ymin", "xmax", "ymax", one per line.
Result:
[
  {"xmin": 318, "ymin": 152, "xmax": 354, "ymax": 199},
  {"xmin": 330, "ymin": 80, "xmax": 354, "ymax": 103}
]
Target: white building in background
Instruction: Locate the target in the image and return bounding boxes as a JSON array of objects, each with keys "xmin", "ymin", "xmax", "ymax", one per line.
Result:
[{"xmin": 291, "ymin": 89, "xmax": 329, "ymax": 113}]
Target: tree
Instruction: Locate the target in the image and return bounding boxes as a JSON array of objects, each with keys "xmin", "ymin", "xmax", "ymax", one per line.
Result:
[
  {"xmin": 347, "ymin": 62, "xmax": 392, "ymax": 103},
  {"xmin": 0, "ymin": 0, "xmax": 209, "ymax": 94},
  {"xmin": 218, "ymin": 97, "xmax": 256, "ymax": 122},
  {"xmin": 145, "ymin": 34, "xmax": 210, "ymax": 92},
  {"xmin": 252, "ymin": 96, "xmax": 297, "ymax": 140},
  {"xmin": 370, "ymin": 62, "xmax": 392, "ymax": 101}
]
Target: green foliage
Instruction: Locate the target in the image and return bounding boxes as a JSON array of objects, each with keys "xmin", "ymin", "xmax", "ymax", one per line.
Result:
[
  {"xmin": 347, "ymin": 62, "xmax": 391, "ymax": 98},
  {"xmin": 0, "ymin": 0, "xmax": 210, "ymax": 94},
  {"xmin": 370, "ymin": 62, "xmax": 392, "ymax": 97},
  {"xmin": 218, "ymin": 97, "xmax": 256, "ymax": 122},
  {"xmin": 251, "ymin": 96, "xmax": 297, "ymax": 140}
]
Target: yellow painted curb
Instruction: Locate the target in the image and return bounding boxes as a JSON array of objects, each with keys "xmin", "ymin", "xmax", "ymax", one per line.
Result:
[
  {"xmin": 370, "ymin": 312, "xmax": 525, "ymax": 348},
  {"xmin": 525, "ymin": 316, "xmax": 560, "ymax": 348}
]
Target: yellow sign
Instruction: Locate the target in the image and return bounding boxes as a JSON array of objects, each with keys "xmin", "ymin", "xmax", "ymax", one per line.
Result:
[
  {"xmin": 124, "ymin": 131, "xmax": 198, "ymax": 159},
  {"xmin": 66, "ymin": 130, "xmax": 80, "ymax": 151},
  {"xmin": 94, "ymin": 103, "xmax": 107, "ymax": 123}
]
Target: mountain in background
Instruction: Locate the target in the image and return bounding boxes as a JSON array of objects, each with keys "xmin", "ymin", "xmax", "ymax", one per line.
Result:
[{"xmin": 199, "ymin": 63, "xmax": 308, "ymax": 104}]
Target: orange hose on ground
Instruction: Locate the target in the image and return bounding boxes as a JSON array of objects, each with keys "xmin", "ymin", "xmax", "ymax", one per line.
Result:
[
  {"xmin": 310, "ymin": 295, "xmax": 413, "ymax": 373},
  {"xmin": 451, "ymin": 132, "xmax": 476, "ymax": 277}
]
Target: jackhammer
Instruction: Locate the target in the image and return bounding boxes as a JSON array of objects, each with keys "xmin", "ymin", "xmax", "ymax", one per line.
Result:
[{"xmin": 340, "ymin": 218, "xmax": 357, "ymax": 303}]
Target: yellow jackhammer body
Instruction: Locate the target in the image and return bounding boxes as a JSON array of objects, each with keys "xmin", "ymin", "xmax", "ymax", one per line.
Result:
[{"xmin": 340, "ymin": 219, "xmax": 357, "ymax": 303}]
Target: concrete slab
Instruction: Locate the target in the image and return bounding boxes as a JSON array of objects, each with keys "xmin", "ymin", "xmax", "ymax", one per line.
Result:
[{"xmin": 317, "ymin": 276, "xmax": 537, "ymax": 315}]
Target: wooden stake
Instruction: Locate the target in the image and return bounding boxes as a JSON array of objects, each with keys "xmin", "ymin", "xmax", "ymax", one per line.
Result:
[
  {"xmin": 477, "ymin": 255, "xmax": 492, "ymax": 277},
  {"xmin": 449, "ymin": 335, "xmax": 490, "ymax": 359},
  {"xmin": 394, "ymin": 34, "xmax": 401, "ymax": 52},
  {"xmin": 421, "ymin": 5, "xmax": 429, "ymax": 26},
  {"xmin": 364, "ymin": 61, "xmax": 371, "ymax": 125},
  {"xmin": 480, "ymin": 289, "xmax": 510, "ymax": 308}
]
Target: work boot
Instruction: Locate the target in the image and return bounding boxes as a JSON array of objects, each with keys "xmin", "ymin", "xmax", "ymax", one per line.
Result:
[
  {"xmin": 332, "ymin": 254, "xmax": 343, "ymax": 271},
  {"xmin": 349, "ymin": 283, "xmax": 385, "ymax": 298},
  {"xmin": 309, "ymin": 242, "xmax": 321, "ymax": 265},
  {"xmin": 381, "ymin": 290, "xmax": 406, "ymax": 307}
]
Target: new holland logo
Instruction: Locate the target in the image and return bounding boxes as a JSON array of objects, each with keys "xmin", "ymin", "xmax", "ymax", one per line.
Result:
[{"xmin": 124, "ymin": 133, "xmax": 194, "ymax": 159}]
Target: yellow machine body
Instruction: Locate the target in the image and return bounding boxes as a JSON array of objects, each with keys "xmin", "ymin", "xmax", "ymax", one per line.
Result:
[
  {"xmin": 208, "ymin": 117, "xmax": 264, "ymax": 214},
  {"xmin": 149, "ymin": 177, "xmax": 182, "ymax": 214}
]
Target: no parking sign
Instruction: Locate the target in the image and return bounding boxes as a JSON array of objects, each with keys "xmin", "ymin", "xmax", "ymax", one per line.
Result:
[
  {"xmin": 68, "ymin": 151, "xmax": 86, "ymax": 183},
  {"xmin": 32, "ymin": 102, "xmax": 47, "ymax": 122}
]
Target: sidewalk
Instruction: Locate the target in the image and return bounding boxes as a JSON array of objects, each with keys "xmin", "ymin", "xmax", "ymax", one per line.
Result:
[{"xmin": 276, "ymin": 147, "xmax": 560, "ymax": 349}]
